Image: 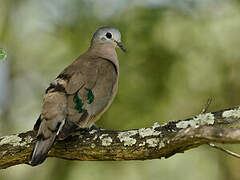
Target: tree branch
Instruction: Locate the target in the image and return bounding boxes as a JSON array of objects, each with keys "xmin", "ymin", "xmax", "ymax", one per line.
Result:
[{"xmin": 1, "ymin": 106, "xmax": 240, "ymax": 169}]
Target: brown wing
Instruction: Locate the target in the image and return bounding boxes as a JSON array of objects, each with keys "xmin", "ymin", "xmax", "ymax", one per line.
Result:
[{"xmin": 58, "ymin": 57, "xmax": 118, "ymax": 138}]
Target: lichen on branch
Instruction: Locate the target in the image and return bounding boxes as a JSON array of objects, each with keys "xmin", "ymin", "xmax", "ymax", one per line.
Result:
[{"xmin": 0, "ymin": 106, "xmax": 240, "ymax": 169}]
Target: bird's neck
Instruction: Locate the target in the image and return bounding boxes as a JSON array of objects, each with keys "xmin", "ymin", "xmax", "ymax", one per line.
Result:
[{"xmin": 89, "ymin": 44, "xmax": 118, "ymax": 63}]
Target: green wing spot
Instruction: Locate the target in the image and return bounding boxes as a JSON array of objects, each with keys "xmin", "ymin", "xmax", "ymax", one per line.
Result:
[
  {"xmin": 73, "ymin": 93, "xmax": 85, "ymax": 113},
  {"xmin": 87, "ymin": 89, "xmax": 94, "ymax": 104},
  {"xmin": 0, "ymin": 49, "xmax": 7, "ymax": 61}
]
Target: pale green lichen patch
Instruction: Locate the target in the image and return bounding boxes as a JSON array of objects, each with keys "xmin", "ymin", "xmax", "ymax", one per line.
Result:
[
  {"xmin": 176, "ymin": 120, "xmax": 196, "ymax": 129},
  {"xmin": 139, "ymin": 141, "xmax": 146, "ymax": 146},
  {"xmin": 118, "ymin": 131, "xmax": 138, "ymax": 137},
  {"xmin": 194, "ymin": 113, "xmax": 215, "ymax": 125},
  {"xmin": 118, "ymin": 131, "xmax": 138, "ymax": 146},
  {"xmin": 93, "ymin": 134, "xmax": 98, "ymax": 141},
  {"xmin": 89, "ymin": 129, "xmax": 98, "ymax": 134},
  {"xmin": 1, "ymin": 150, "xmax": 7, "ymax": 156},
  {"xmin": 99, "ymin": 134, "xmax": 108, "ymax": 139},
  {"xmin": 138, "ymin": 127, "xmax": 161, "ymax": 138},
  {"xmin": 101, "ymin": 137, "xmax": 112, "ymax": 146},
  {"xmin": 91, "ymin": 143, "xmax": 96, "ymax": 149},
  {"xmin": 222, "ymin": 107, "xmax": 240, "ymax": 118},
  {"xmin": 176, "ymin": 113, "xmax": 214, "ymax": 129},
  {"xmin": 0, "ymin": 135, "xmax": 27, "ymax": 147},
  {"xmin": 24, "ymin": 136, "xmax": 33, "ymax": 147},
  {"xmin": 159, "ymin": 142, "xmax": 165, "ymax": 149},
  {"xmin": 119, "ymin": 136, "xmax": 136, "ymax": 146},
  {"xmin": 152, "ymin": 122, "xmax": 160, "ymax": 129},
  {"xmin": 146, "ymin": 138, "xmax": 159, "ymax": 147},
  {"xmin": 99, "ymin": 134, "xmax": 112, "ymax": 146}
]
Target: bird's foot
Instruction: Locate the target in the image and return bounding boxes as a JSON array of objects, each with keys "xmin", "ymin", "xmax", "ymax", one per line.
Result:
[
  {"xmin": 71, "ymin": 124, "xmax": 101, "ymax": 134},
  {"xmin": 89, "ymin": 124, "xmax": 102, "ymax": 132}
]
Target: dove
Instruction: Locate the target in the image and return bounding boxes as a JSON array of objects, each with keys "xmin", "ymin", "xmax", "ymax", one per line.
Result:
[{"xmin": 30, "ymin": 26, "xmax": 126, "ymax": 166}]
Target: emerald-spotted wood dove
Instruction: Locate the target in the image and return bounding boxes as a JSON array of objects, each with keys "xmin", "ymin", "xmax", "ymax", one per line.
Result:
[{"xmin": 30, "ymin": 27, "xmax": 126, "ymax": 166}]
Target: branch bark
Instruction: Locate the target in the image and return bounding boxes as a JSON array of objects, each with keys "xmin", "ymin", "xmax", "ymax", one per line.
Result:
[{"xmin": 1, "ymin": 106, "xmax": 240, "ymax": 169}]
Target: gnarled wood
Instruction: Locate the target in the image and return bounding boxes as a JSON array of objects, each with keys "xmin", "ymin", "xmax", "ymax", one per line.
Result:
[{"xmin": 1, "ymin": 106, "xmax": 240, "ymax": 169}]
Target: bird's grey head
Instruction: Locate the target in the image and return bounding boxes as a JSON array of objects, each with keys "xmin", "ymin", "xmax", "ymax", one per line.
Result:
[{"xmin": 91, "ymin": 26, "xmax": 126, "ymax": 52}]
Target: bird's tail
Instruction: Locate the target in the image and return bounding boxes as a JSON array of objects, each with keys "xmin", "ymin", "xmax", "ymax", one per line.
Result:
[
  {"xmin": 30, "ymin": 119, "xmax": 65, "ymax": 166},
  {"xmin": 30, "ymin": 134, "xmax": 57, "ymax": 166}
]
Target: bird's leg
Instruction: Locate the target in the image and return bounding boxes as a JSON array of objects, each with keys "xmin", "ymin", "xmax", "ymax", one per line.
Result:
[
  {"xmin": 73, "ymin": 124, "xmax": 101, "ymax": 133},
  {"xmin": 74, "ymin": 127, "xmax": 90, "ymax": 133}
]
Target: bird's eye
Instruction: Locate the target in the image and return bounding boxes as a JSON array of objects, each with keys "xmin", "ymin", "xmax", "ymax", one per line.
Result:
[{"xmin": 106, "ymin": 32, "xmax": 112, "ymax": 39}]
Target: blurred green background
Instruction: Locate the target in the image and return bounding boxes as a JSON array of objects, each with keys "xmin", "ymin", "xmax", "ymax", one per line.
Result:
[{"xmin": 0, "ymin": 0, "xmax": 240, "ymax": 179}]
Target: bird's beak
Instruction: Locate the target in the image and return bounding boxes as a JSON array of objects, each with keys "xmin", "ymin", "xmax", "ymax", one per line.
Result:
[{"xmin": 114, "ymin": 40, "xmax": 126, "ymax": 52}]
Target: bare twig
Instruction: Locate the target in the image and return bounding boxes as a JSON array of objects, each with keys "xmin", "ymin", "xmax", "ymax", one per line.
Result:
[
  {"xmin": 208, "ymin": 143, "xmax": 240, "ymax": 158},
  {"xmin": 201, "ymin": 98, "xmax": 212, "ymax": 114},
  {"xmin": 201, "ymin": 98, "xmax": 240, "ymax": 158}
]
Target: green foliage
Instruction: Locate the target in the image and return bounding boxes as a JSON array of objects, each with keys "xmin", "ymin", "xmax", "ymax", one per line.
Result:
[{"xmin": 0, "ymin": 48, "xmax": 6, "ymax": 60}]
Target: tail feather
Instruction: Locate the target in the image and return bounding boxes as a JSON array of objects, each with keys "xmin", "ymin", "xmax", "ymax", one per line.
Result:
[
  {"xmin": 30, "ymin": 88, "xmax": 67, "ymax": 166},
  {"xmin": 58, "ymin": 120, "xmax": 78, "ymax": 140},
  {"xmin": 30, "ymin": 117, "xmax": 66, "ymax": 166},
  {"xmin": 30, "ymin": 135, "xmax": 56, "ymax": 166}
]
